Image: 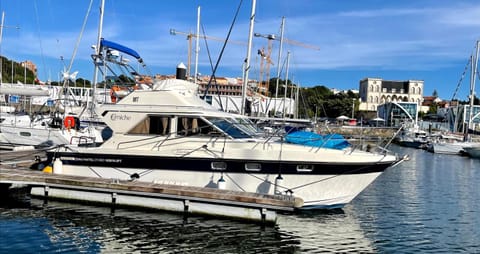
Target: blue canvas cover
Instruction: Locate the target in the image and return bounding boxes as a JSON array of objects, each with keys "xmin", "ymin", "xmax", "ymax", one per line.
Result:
[
  {"xmin": 100, "ymin": 38, "xmax": 142, "ymax": 61},
  {"xmin": 285, "ymin": 131, "xmax": 351, "ymax": 150}
]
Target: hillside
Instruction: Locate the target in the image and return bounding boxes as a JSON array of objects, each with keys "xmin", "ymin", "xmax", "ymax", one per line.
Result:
[{"xmin": 0, "ymin": 56, "xmax": 36, "ymax": 84}]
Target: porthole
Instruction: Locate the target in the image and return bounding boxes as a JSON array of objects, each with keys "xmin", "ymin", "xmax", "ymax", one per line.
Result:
[
  {"xmin": 211, "ymin": 161, "xmax": 227, "ymax": 170},
  {"xmin": 245, "ymin": 163, "xmax": 261, "ymax": 172},
  {"xmin": 296, "ymin": 164, "xmax": 314, "ymax": 172}
]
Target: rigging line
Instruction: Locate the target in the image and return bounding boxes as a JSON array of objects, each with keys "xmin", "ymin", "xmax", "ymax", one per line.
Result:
[
  {"xmin": 224, "ymin": 173, "xmax": 247, "ymax": 192},
  {"xmin": 288, "ymin": 164, "xmax": 379, "ymax": 192},
  {"xmin": 244, "ymin": 172, "xmax": 291, "ymax": 194},
  {"xmin": 451, "ymin": 57, "xmax": 471, "ymax": 101},
  {"xmin": 32, "ymin": 0, "xmax": 47, "ymax": 80},
  {"xmin": 66, "ymin": 0, "xmax": 94, "ymax": 77},
  {"xmin": 201, "ymin": 23, "xmax": 224, "ymax": 112},
  {"xmin": 264, "ymin": 57, "xmax": 287, "ymax": 112},
  {"xmin": 88, "ymin": 166, "xmax": 103, "ymax": 178},
  {"xmin": 203, "ymin": 0, "xmax": 244, "ymax": 99}
]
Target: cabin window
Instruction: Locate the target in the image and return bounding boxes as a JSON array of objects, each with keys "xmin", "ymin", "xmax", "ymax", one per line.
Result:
[
  {"xmin": 206, "ymin": 117, "xmax": 256, "ymax": 139},
  {"xmin": 128, "ymin": 116, "xmax": 171, "ymax": 135},
  {"xmin": 177, "ymin": 117, "xmax": 215, "ymax": 136}
]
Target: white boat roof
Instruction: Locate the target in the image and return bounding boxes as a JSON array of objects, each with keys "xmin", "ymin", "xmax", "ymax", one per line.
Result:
[{"xmin": 98, "ymin": 79, "xmax": 245, "ymax": 119}]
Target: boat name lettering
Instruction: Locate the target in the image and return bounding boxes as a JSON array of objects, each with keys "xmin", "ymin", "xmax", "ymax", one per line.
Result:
[
  {"xmin": 60, "ymin": 156, "xmax": 122, "ymax": 163},
  {"xmin": 110, "ymin": 113, "xmax": 131, "ymax": 121}
]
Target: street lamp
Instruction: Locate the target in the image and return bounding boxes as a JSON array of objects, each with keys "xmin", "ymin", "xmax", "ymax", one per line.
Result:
[{"xmin": 314, "ymin": 104, "xmax": 318, "ymax": 123}]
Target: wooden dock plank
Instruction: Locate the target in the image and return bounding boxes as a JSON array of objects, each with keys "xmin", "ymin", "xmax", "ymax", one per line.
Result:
[{"xmin": 0, "ymin": 168, "xmax": 303, "ymax": 210}]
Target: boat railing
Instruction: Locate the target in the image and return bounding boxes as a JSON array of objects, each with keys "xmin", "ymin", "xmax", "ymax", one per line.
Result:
[{"xmin": 116, "ymin": 134, "xmax": 171, "ymax": 150}]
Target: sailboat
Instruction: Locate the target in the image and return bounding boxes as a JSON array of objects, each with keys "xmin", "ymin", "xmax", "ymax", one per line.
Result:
[
  {"xmin": 0, "ymin": 9, "xmax": 103, "ymax": 148},
  {"xmin": 428, "ymin": 40, "xmax": 480, "ymax": 154}
]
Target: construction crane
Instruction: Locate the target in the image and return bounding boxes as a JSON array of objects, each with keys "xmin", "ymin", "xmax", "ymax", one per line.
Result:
[
  {"xmin": 170, "ymin": 28, "xmax": 246, "ymax": 78},
  {"xmin": 254, "ymin": 32, "xmax": 320, "ymax": 96},
  {"xmin": 254, "ymin": 33, "xmax": 275, "ymax": 96}
]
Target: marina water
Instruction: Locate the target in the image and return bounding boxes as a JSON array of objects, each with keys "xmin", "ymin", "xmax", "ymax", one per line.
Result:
[{"xmin": 1, "ymin": 145, "xmax": 479, "ymax": 253}]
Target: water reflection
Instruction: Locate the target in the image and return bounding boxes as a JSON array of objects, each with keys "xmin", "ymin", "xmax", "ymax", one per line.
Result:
[
  {"xmin": 1, "ymin": 145, "xmax": 480, "ymax": 253},
  {"xmin": 352, "ymin": 145, "xmax": 480, "ymax": 253},
  {"xmin": 277, "ymin": 209, "xmax": 375, "ymax": 253},
  {"xmin": 2, "ymin": 198, "xmax": 300, "ymax": 253},
  {"xmin": 0, "ymin": 195, "xmax": 376, "ymax": 253}
]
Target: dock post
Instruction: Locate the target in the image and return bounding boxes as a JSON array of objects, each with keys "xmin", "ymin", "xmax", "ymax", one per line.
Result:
[
  {"xmin": 261, "ymin": 208, "xmax": 267, "ymax": 223},
  {"xmin": 184, "ymin": 199, "xmax": 190, "ymax": 213},
  {"xmin": 44, "ymin": 186, "xmax": 49, "ymax": 197}
]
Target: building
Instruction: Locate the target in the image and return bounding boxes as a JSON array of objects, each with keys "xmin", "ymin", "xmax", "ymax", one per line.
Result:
[
  {"xmin": 378, "ymin": 102, "xmax": 419, "ymax": 127},
  {"xmin": 420, "ymin": 96, "xmax": 443, "ymax": 113},
  {"xmin": 20, "ymin": 60, "xmax": 37, "ymax": 76},
  {"xmin": 359, "ymin": 78, "xmax": 424, "ymax": 111}
]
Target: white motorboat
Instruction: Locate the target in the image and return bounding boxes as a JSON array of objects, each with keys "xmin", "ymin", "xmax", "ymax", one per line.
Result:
[
  {"xmin": 46, "ymin": 79, "xmax": 404, "ymax": 209},
  {"xmin": 426, "ymin": 134, "xmax": 474, "ymax": 155}
]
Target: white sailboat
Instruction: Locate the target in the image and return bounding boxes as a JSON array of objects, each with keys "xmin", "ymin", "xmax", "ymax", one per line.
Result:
[
  {"xmin": 0, "ymin": 9, "xmax": 103, "ymax": 148},
  {"xmin": 429, "ymin": 40, "xmax": 480, "ymax": 154}
]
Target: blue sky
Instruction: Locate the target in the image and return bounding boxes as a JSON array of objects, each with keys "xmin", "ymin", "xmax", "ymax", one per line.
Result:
[{"xmin": 1, "ymin": 0, "xmax": 480, "ymax": 100}]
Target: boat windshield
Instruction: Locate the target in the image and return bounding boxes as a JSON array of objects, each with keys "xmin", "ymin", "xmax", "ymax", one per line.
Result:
[{"xmin": 206, "ymin": 117, "xmax": 258, "ymax": 139}]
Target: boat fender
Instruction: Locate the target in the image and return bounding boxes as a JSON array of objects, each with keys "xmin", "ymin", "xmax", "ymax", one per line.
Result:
[
  {"xmin": 53, "ymin": 158, "xmax": 63, "ymax": 174},
  {"xmin": 64, "ymin": 116, "xmax": 76, "ymax": 130},
  {"xmin": 217, "ymin": 175, "xmax": 226, "ymax": 190},
  {"xmin": 42, "ymin": 165, "xmax": 53, "ymax": 174},
  {"xmin": 274, "ymin": 174, "xmax": 284, "ymax": 195}
]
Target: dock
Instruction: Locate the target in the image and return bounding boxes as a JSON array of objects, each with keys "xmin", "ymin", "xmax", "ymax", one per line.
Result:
[
  {"xmin": 0, "ymin": 167, "xmax": 303, "ymax": 224},
  {"xmin": 0, "ymin": 146, "xmax": 48, "ymax": 166}
]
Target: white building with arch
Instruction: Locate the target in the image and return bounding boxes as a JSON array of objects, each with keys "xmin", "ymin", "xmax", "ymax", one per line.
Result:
[{"xmin": 358, "ymin": 78, "xmax": 424, "ymax": 111}]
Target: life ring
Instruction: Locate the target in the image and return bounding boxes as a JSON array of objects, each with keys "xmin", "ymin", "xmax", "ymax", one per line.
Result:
[
  {"xmin": 64, "ymin": 116, "xmax": 76, "ymax": 129},
  {"xmin": 110, "ymin": 87, "xmax": 118, "ymax": 103}
]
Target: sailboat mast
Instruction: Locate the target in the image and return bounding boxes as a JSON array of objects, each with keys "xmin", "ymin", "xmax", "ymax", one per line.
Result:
[
  {"xmin": 0, "ymin": 12, "xmax": 5, "ymax": 83},
  {"xmin": 273, "ymin": 17, "xmax": 285, "ymax": 117},
  {"xmin": 241, "ymin": 0, "xmax": 256, "ymax": 115},
  {"xmin": 91, "ymin": 0, "xmax": 105, "ymax": 112},
  {"xmin": 194, "ymin": 6, "xmax": 200, "ymax": 85},
  {"xmin": 468, "ymin": 40, "xmax": 480, "ymax": 134},
  {"xmin": 283, "ymin": 51, "xmax": 290, "ymax": 118}
]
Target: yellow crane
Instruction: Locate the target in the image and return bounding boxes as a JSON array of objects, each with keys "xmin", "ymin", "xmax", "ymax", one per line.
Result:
[
  {"xmin": 170, "ymin": 28, "xmax": 247, "ymax": 78},
  {"xmin": 254, "ymin": 32, "xmax": 320, "ymax": 96}
]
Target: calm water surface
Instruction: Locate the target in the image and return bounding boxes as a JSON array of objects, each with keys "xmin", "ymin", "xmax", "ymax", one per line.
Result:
[{"xmin": 1, "ymin": 145, "xmax": 479, "ymax": 253}]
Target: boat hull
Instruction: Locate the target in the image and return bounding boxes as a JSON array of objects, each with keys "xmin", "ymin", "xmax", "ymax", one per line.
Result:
[
  {"xmin": 463, "ymin": 146, "xmax": 480, "ymax": 158},
  {"xmin": 48, "ymin": 151, "xmax": 396, "ymax": 209}
]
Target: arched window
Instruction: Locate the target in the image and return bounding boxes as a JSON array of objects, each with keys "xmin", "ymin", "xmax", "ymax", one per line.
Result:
[
  {"xmin": 375, "ymin": 86, "xmax": 380, "ymax": 92},
  {"xmin": 369, "ymin": 85, "xmax": 373, "ymax": 92},
  {"xmin": 375, "ymin": 96, "xmax": 379, "ymax": 103},
  {"xmin": 369, "ymin": 96, "xmax": 373, "ymax": 103},
  {"xmin": 418, "ymin": 88, "xmax": 422, "ymax": 95}
]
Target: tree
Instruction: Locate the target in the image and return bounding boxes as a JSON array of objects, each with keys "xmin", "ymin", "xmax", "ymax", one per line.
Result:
[{"xmin": 432, "ymin": 89, "xmax": 438, "ymax": 97}]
